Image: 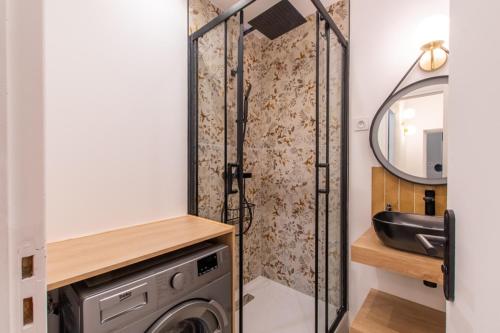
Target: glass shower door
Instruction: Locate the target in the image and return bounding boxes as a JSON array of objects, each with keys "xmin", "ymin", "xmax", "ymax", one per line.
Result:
[
  {"xmin": 315, "ymin": 11, "xmax": 348, "ymax": 331},
  {"xmin": 194, "ymin": 22, "xmax": 225, "ymax": 222},
  {"xmin": 188, "ymin": 12, "xmax": 246, "ymax": 332}
]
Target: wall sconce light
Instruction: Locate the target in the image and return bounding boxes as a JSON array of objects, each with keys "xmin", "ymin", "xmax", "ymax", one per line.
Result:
[
  {"xmin": 417, "ymin": 15, "xmax": 449, "ymax": 72},
  {"xmin": 402, "ymin": 123, "xmax": 416, "ymax": 136},
  {"xmin": 419, "ymin": 40, "xmax": 448, "ymax": 72}
]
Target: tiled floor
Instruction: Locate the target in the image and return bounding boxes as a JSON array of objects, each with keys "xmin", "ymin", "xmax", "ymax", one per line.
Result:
[{"xmin": 236, "ymin": 276, "xmax": 333, "ymax": 333}]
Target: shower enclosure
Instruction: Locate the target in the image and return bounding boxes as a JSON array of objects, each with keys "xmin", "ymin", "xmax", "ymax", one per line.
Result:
[{"xmin": 188, "ymin": 0, "xmax": 348, "ymax": 332}]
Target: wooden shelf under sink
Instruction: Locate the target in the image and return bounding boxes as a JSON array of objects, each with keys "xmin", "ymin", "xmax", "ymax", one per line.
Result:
[
  {"xmin": 352, "ymin": 228, "xmax": 443, "ymax": 284},
  {"xmin": 350, "ymin": 289, "xmax": 445, "ymax": 333}
]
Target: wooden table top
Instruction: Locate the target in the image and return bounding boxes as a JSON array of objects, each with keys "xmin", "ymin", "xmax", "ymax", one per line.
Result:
[{"xmin": 47, "ymin": 215, "xmax": 233, "ymax": 290}]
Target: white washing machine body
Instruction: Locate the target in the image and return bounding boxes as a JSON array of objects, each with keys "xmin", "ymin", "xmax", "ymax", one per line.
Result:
[{"xmin": 60, "ymin": 243, "xmax": 232, "ymax": 333}]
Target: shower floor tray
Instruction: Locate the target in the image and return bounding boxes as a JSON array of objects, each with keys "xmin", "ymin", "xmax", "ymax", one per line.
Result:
[{"xmin": 236, "ymin": 276, "xmax": 336, "ymax": 333}]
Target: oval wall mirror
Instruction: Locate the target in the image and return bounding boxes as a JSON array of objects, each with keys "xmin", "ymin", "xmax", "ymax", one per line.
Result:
[{"xmin": 370, "ymin": 76, "xmax": 448, "ymax": 185}]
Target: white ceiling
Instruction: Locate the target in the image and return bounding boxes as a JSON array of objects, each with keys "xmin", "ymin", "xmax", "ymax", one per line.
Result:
[{"xmin": 209, "ymin": 0, "xmax": 338, "ymax": 24}]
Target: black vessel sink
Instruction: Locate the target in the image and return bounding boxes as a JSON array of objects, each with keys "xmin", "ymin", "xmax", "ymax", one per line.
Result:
[{"xmin": 372, "ymin": 211, "xmax": 445, "ymax": 258}]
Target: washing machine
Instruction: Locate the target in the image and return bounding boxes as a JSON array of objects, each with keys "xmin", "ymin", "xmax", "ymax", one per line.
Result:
[{"xmin": 60, "ymin": 242, "xmax": 232, "ymax": 333}]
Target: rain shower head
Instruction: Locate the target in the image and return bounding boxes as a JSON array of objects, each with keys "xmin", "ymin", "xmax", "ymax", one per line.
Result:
[{"xmin": 248, "ymin": 0, "xmax": 307, "ymax": 40}]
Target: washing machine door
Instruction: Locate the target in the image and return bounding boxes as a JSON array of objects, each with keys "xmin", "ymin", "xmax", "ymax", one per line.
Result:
[{"xmin": 146, "ymin": 299, "xmax": 229, "ymax": 333}]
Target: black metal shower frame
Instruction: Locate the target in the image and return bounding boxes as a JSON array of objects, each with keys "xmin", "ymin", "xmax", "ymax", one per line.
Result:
[{"xmin": 187, "ymin": 1, "xmax": 349, "ymax": 332}]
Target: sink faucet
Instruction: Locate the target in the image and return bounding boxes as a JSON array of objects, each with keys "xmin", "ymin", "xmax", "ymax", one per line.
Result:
[{"xmin": 423, "ymin": 190, "xmax": 436, "ymax": 216}]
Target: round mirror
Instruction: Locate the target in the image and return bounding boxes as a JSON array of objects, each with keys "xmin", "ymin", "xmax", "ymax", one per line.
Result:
[{"xmin": 370, "ymin": 76, "xmax": 448, "ymax": 185}]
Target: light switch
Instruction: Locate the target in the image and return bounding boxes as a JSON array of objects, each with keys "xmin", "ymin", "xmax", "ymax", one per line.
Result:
[{"xmin": 353, "ymin": 117, "xmax": 370, "ymax": 132}]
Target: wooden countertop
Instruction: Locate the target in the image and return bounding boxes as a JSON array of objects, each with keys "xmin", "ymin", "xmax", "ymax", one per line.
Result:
[
  {"xmin": 351, "ymin": 228, "xmax": 443, "ymax": 284},
  {"xmin": 47, "ymin": 215, "xmax": 234, "ymax": 291},
  {"xmin": 350, "ymin": 289, "xmax": 445, "ymax": 333}
]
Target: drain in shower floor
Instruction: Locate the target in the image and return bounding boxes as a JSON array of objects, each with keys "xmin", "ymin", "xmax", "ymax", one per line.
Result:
[{"xmin": 236, "ymin": 293, "xmax": 255, "ymax": 309}]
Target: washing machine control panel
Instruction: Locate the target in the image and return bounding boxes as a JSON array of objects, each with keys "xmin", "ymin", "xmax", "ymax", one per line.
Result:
[
  {"xmin": 197, "ymin": 253, "xmax": 219, "ymax": 276},
  {"xmin": 170, "ymin": 272, "xmax": 186, "ymax": 290},
  {"xmin": 158, "ymin": 245, "xmax": 229, "ymax": 301}
]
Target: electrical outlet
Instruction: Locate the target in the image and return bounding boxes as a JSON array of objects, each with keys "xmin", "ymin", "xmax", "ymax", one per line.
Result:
[{"xmin": 353, "ymin": 117, "xmax": 370, "ymax": 131}]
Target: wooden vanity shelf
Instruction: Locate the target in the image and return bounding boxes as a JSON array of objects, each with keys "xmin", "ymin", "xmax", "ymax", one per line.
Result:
[
  {"xmin": 47, "ymin": 215, "xmax": 235, "ymax": 291},
  {"xmin": 350, "ymin": 289, "xmax": 445, "ymax": 333},
  {"xmin": 352, "ymin": 228, "xmax": 443, "ymax": 284}
]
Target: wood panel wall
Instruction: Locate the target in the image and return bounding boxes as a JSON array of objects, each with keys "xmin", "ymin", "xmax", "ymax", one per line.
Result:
[{"xmin": 371, "ymin": 167, "xmax": 447, "ymax": 216}]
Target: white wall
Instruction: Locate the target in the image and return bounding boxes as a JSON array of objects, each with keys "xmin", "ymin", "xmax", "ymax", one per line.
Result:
[
  {"xmin": 349, "ymin": 0, "xmax": 449, "ymax": 320},
  {"xmin": 447, "ymin": 0, "xmax": 500, "ymax": 331},
  {"xmin": 44, "ymin": 0, "xmax": 188, "ymax": 242}
]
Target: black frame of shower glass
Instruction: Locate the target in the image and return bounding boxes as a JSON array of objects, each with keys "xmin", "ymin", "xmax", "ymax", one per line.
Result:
[{"xmin": 187, "ymin": 1, "xmax": 349, "ymax": 332}]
